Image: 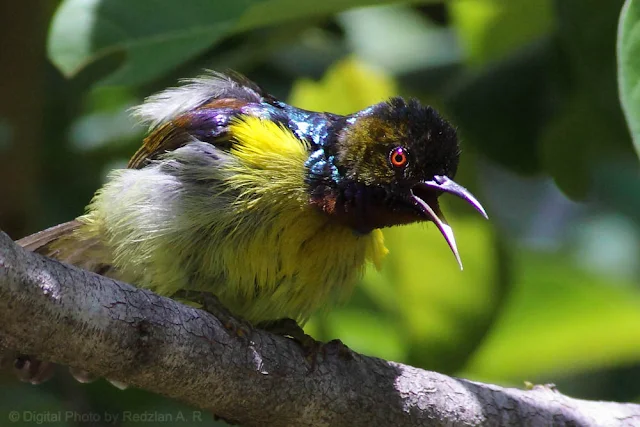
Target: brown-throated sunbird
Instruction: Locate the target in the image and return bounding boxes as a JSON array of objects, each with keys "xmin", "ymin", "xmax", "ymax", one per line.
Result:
[{"xmin": 19, "ymin": 71, "xmax": 487, "ymax": 329}]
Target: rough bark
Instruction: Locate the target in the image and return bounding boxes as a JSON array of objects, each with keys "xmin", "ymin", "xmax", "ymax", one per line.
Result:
[{"xmin": 0, "ymin": 229, "xmax": 638, "ymax": 427}]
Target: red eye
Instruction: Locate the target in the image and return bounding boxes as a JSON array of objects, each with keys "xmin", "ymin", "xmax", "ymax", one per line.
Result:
[{"xmin": 389, "ymin": 147, "xmax": 408, "ymax": 168}]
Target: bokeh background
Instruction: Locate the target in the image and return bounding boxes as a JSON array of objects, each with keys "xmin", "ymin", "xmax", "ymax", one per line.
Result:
[{"xmin": 1, "ymin": 0, "xmax": 639, "ymax": 425}]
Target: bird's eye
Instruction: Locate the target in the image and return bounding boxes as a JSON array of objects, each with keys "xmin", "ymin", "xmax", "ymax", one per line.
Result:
[{"xmin": 389, "ymin": 147, "xmax": 409, "ymax": 169}]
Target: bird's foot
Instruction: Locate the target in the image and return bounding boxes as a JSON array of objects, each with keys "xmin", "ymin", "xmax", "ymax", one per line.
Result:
[
  {"xmin": 174, "ymin": 290, "xmax": 251, "ymax": 338},
  {"xmin": 320, "ymin": 338, "xmax": 353, "ymax": 362},
  {"xmin": 258, "ymin": 318, "xmax": 353, "ymax": 367},
  {"xmin": 13, "ymin": 354, "xmax": 56, "ymax": 384},
  {"xmin": 258, "ymin": 317, "xmax": 317, "ymax": 347}
]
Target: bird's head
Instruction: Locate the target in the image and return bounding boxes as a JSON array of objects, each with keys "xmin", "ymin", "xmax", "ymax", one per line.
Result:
[{"xmin": 306, "ymin": 97, "xmax": 487, "ymax": 268}]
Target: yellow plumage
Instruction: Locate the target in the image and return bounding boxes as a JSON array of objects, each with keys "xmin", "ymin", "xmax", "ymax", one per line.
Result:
[
  {"xmin": 60, "ymin": 116, "xmax": 387, "ymax": 324},
  {"xmin": 218, "ymin": 116, "xmax": 388, "ymax": 321}
]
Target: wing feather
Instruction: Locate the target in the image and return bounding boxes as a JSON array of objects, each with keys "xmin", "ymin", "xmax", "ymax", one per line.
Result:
[
  {"xmin": 18, "ymin": 71, "xmax": 266, "ymax": 271},
  {"xmin": 17, "ymin": 220, "xmax": 111, "ymax": 274},
  {"xmin": 17, "ymin": 220, "xmax": 81, "ymax": 254},
  {"xmin": 128, "ymin": 71, "xmax": 264, "ymax": 169},
  {"xmin": 132, "ymin": 71, "xmax": 263, "ymax": 129}
]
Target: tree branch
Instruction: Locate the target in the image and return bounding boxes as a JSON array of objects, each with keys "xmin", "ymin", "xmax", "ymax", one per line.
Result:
[{"xmin": 0, "ymin": 230, "xmax": 638, "ymax": 427}]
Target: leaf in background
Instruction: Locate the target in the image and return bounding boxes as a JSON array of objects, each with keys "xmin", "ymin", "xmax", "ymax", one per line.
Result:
[
  {"xmin": 380, "ymin": 218, "xmax": 500, "ymax": 373},
  {"xmin": 462, "ymin": 252, "xmax": 640, "ymax": 383},
  {"xmin": 48, "ymin": 0, "xmax": 249, "ymax": 86},
  {"xmin": 446, "ymin": 39, "xmax": 558, "ymax": 175},
  {"xmin": 618, "ymin": 0, "xmax": 640, "ymax": 158},
  {"xmin": 324, "ymin": 308, "xmax": 408, "ymax": 361},
  {"xmin": 592, "ymin": 160, "xmax": 640, "ymax": 224},
  {"xmin": 542, "ymin": 0, "xmax": 635, "ymax": 200},
  {"xmin": 557, "ymin": 0, "xmax": 625, "ymax": 109},
  {"xmin": 338, "ymin": 5, "xmax": 462, "ymax": 74},
  {"xmin": 538, "ymin": 92, "xmax": 595, "ymax": 199},
  {"xmin": 48, "ymin": 0, "xmax": 438, "ymax": 86},
  {"xmin": 288, "ymin": 57, "xmax": 397, "ymax": 114},
  {"xmin": 448, "ymin": 0, "xmax": 554, "ymax": 66},
  {"xmin": 236, "ymin": 0, "xmax": 437, "ymax": 31}
]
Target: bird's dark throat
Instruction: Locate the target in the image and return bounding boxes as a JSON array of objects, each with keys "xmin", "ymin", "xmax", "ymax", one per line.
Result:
[{"xmin": 308, "ymin": 181, "xmax": 433, "ymax": 234}]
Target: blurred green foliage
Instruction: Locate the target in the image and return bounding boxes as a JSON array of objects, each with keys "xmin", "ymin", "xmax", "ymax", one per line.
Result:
[
  {"xmin": 1, "ymin": 0, "xmax": 639, "ymax": 425},
  {"xmin": 619, "ymin": 0, "xmax": 640, "ymax": 156}
]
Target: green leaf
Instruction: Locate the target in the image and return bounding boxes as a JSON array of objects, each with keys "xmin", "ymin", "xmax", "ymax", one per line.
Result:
[
  {"xmin": 618, "ymin": 0, "xmax": 640, "ymax": 158},
  {"xmin": 288, "ymin": 57, "xmax": 398, "ymax": 114},
  {"xmin": 541, "ymin": 0, "xmax": 635, "ymax": 199},
  {"xmin": 446, "ymin": 39, "xmax": 557, "ymax": 175},
  {"xmin": 48, "ymin": 0, "xmax": 248, "ymax": 85},
  {"xmin": 592, "ymin": 160, "xmax": 640, "ymax": 224},
  {"xmin": 557, "ymin": 0, "xmax": 624, "ymax": 107},
  {"xmin": 445, "ymin": 0, "xmax": 556, "ymax": 175},
  {"xmin": 323, "ymin": 308, "xmax": 408, "ymax": 361},
  {"xmin": 462, "ymin": 252, "xmax": 640, "ymax": 382},
  {"xmin": 538, "ymin": 92, "xmax": 594, "ymax": 199},
  {"xmin": 236, "ymin": 0, "xmax": 436, "ymax": 31},
  {"xmin": 48, "ymin": 0, "xmax": 438, "ymax": 86},
  {"xmin": 338, "ymin": 5, "xmax": 462, "ymax": 74},
  {"xmin": 448, "ymin": 0, "xmax": 554, "ymax": 66}
]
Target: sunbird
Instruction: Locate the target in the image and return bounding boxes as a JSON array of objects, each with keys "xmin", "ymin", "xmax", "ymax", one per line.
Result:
[{"xmin": 19, "ymin": 71, "xmax": 487, "ymax": 329}]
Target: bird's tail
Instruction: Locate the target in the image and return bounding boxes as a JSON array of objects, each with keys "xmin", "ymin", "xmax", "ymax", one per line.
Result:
[
  {"xmin": 17, "ymin": 220, "xmax": 81, "ymax": 254},
  {"xmin": 17, "ymin": 220, "xmax": 111, "ymax": 275}
]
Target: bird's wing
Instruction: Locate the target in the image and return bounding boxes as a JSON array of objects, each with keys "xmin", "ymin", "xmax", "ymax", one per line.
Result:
[
  {"xmin": 16, "ymin": 220, "xmax": 81, "ymax": 253},
  {"xmin": 18, "ymin": 219, "xmax": 112, "ymax": 274},
  {"xmin": 18, "ymin": 72, "xmax": 269, "ymax": 270},
  {"xmin": 128, "ymin": 72, "xmax": 268, "ymax": 169}
]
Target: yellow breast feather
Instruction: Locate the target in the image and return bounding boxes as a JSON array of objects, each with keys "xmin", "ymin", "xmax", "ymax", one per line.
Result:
[{"xmin": 213, "ymin": 116, "xmax": 388, "ymax": 322}]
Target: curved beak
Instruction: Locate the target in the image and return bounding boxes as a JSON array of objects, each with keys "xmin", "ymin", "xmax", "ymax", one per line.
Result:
[{"xmin": 410, "ymin": 175, "xmax": 488, "ymax": 270}]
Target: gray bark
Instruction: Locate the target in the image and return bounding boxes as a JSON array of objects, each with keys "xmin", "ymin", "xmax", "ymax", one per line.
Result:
[{"xmin": 0, "ymin": 229, "xmax": 638, "ymax": 427}]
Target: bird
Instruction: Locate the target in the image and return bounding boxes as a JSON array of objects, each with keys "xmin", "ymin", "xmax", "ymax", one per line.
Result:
[{"xmin": 18, "ymin": 71, "xmax": 487, "ymax": 331}]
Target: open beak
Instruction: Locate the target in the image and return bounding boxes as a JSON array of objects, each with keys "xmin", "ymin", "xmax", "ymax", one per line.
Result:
[{"xmin": 410, "ymin": 175, "xmax": 488, "ymax": 270}]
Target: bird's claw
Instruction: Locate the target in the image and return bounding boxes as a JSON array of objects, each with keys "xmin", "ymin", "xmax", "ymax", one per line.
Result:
[
  {"xmin": 258, "ymin": 318, "xmax": 353, "ymax": 369},
  {"xmin": 13, "ymin": 354, "xmax": 56, "ymax": 384},
  {"xmin": 175, "ymin": 290, "xmax": 251, "ymax": 339}
]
